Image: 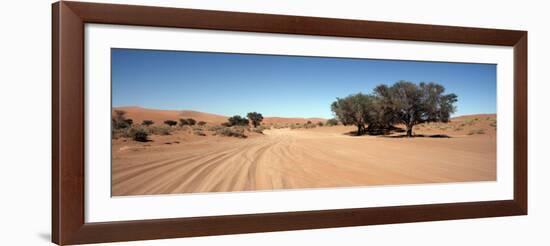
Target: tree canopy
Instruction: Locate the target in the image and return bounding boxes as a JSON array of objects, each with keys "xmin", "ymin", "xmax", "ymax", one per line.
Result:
[
  {"xmin": 247, "ymin": 112, "xmax": 264, "ymax": 128},
  {"xmin": 226, "ymin": 115, "xmax": 250, "ymax": 126},
  {"xmin": 331, "ymin": 93, "xmax": 376, "ymax": 135},
  {"xmin": 332, "ymin": 81, "xmax": 457, "ymax": 137}
]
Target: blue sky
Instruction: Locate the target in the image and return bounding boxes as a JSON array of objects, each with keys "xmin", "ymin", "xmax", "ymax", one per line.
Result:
[{"xmin": 112, "ymin": 48, "xmax": 496, "ymax": 118}]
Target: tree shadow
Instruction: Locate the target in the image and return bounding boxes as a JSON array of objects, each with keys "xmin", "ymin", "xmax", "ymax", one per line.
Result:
[
  {"xmin": 342, "ymin": 126, "xmax": 406, "ymax": 137},
  {"xmin": 381, "ymin": 134, "xmax": 452, "ymax": 138}
]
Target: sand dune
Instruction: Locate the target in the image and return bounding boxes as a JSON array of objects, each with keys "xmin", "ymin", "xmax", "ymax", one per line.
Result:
[
  {"xmin": 112, "ymin": 118, "xmax": 496, "ymax": 196},
  {"xmin": 114, "ymin": 106, "xmax": 327, "ymax": 125},
  {"xmin": 114, "ymin": 106, "xmax": 229, "ymax": 124}
]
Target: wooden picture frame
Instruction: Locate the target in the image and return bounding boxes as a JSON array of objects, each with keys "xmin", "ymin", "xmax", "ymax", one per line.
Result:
[{"xmin": 52, "ymin": 1, "xmax": 527, "ymax": 245}]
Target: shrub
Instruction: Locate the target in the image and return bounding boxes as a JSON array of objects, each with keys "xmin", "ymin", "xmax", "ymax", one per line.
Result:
[
  {"xmin": 214, "ymin": 126, "xmax": 247, "ymax": 138},
  {"xmin": 289, "ymin": 123, "xmax": 302, "ymax": 129},
  {"xmin": 164, "ymin": 120, "xmax": 178, "ymax": 127},
  {"xmin": 206, "ymin": 125, "xmax": 224, "ymax": 132},
  {"xmin": 128, "ymin": 127, "xmax": 149, "ymax": 142},
  {"xmin": 193, "ymin": 127, "xmax": 206, "ymax": 136},
  {"xmin": 179, "ymin": 118, "xmax": 189, "ymax": 126},
  {"xmin": 197, "ymin": 121, "xmax": 207, "ymax": 126},
  {"xmin": 325, "ymin": 118, "xmax": 338, "ymax": 126},
  {"xmin": 141, "ymin": 120, "xmax": 154, "ymax": 127},
  {"xmin": 303, "ymin": 123, "xmax": 316, "ymax": 129},
  {"xmin": 317, "ymin": 121, "xmax": 324, "ymax": 127},
  {"xmin": 252, "ymin": 125, "xmax": 268, "ymax": 134},
  {"xmin": 124, "ymin": 118, "xmax": 134, "ymax": 126},
  {"xmin": 186, "ymin": 118, "xmax": 197, "ymax": 126},
  {"xmin": 148, "ymin": 125, "xmax": 172, "ymax": 135},
  {"xmin": 112, "ymin": 110, "xmax": 131, "ymax": 129},
  {"xmin": 468, "ymin": 129, "xmax": 485, "ymax": 135},
  {"xmin": 273, "ymin": 123, "xmax": 289, "ymax": 129},
  {"xmin": 226, "ymin": 115, "xmax": 249, "ymax": 126}
]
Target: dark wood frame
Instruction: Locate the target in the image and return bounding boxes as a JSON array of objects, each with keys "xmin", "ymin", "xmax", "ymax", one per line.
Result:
[{"xmin": 52, "ymin": 1, "xmax": 527, "ymax": 245}]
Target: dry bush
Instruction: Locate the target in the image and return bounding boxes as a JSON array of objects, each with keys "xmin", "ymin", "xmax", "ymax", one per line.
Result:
[
  {"xmin": 148, "ymin": 125, "xmax": 172, "ymax": 135},
  {"xmin": 272, "ymin": 123, "xmax": 289, "ymax": 129},
  {"xmin": 251, "ymin": 125, "xmax": 269, "ymax": 134},
  {"xmin": 214, "ymin": 126, "xmax": 247, "ymax": 138},
  {"xmin": 289, "ymin": 124, "xmax": 302, "ymax": 129},
  {"xmin": 468, "ymin": 129, "xmax": 486, "ymax": 135},
  {"xmin": 128, "ymin": 127, "xmax": 149, "ymax": 142},
  {"xmin": 303, "ymin": 123, "xmax": 317, "ymax": 129}
]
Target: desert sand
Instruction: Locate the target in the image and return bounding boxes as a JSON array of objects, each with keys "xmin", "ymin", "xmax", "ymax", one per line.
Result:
[{"xmin": 112, "ymin": 111, "xmax": 496, "ymax": 196}]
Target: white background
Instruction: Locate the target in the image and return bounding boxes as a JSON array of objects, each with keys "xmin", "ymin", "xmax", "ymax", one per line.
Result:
[{"xmin": 0, "ymin": 0, "xmax": 548, "ymax": 245}]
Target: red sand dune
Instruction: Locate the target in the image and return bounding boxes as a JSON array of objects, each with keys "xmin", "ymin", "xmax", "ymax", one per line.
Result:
[{"xmin": 113, "ymin": 106, "xmax": 327, "ymax": 125}]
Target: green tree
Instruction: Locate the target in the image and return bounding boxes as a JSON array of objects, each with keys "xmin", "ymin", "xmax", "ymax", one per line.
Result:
[
  {"xmin": 374, "ymin": 81, "xmax": 457, "ymax": 137},
  {"xmin": 247, "ymin": 112, "xmax": 264, "ymax": 128},
  {"xmin": 164, "ymin": 120, "xmax": 178, "ymax": 127},
  {"xmin": 331, "ymin": 93, "xmax": 376, "ymax": 135}
]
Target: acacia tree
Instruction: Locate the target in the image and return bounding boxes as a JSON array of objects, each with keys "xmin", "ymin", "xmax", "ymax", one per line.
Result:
[
  {"xmin": 331, "ymin": 93, "xmax": 376, "ymax": 136},
  {"xmin": 247, "ymin": 112, "xmax": 264, "ymax": 128},
  {"xmin": 374, "ymin": 81, "xmax": 457, "ymax": 137}
]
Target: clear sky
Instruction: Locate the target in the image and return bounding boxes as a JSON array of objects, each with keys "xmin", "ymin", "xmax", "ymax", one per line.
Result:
[{"xmin": 112, "ymin": 48, "xmax": 496, "ymax": 118}]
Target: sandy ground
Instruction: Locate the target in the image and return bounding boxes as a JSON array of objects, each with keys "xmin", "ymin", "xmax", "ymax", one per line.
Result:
[{"xmin": 112, "ymin": 117, "xmax": 496, "ymax": 196}]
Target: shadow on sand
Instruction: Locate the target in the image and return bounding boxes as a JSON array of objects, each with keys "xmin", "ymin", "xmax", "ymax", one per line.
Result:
[
  {"xmin": 342, "ymin": 127, "xmax": 451, "ymax": 139},
  {"xmin": 343, "ymin": 126, "xmax": 406, "ymax": 137},
  {"xmin": 381, "ymin": 134, "xmax": 451, "ymax": 138}
]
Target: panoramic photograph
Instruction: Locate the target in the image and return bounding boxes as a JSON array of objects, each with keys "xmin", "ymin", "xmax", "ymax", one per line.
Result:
[{"xmin": 111, "ymin": 48, "xmax": 497, "ymax": 196}]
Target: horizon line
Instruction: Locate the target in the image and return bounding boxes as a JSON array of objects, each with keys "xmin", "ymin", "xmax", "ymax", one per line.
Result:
[{"xmin": 112, "ymin": 105, "xmax": 496, "ymax": 119}]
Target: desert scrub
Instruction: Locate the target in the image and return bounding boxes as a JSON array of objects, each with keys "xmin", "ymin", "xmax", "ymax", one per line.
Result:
[
  {"xmin": 206, "ymin": 125, "xmax": 224, "ymax": 132},
  {"xmin": 273, "ymin": 123, "xmax": 289, "ymax": 129},
  {"xmin": 289, "ymin": 123, "xmax": 302, "ymax": 129},
  {"xmin": 325, "ymin": 118, "xmax": 339, "ymax": 126},
  {"xmin": 148, "ymin": 125, "xmax": 172, "ymax": 135},
  {"xmin": 303, "ymin": 123, "xmax": 317, "ymax": 129},
  {"xmin": 252, "ymin": 125, "xmax": 269, "ymax": 134},
  {"xmin": 112, "ymin": 128, "xmax": 128, "ymax": 139},
  {"xmin": 468, "ymin": 129, "xmax": 486, "ymax": 135},
  {"xmin": 214, "ymin": 126, "xmax": 247, "ymax": 138},
  {"xmin": 193, "ymin": 129, "xmax": 206, "ymax": 136},
  {"xmin": 128, "ymin": 127, "xmax": 149, "ymax": 142}
]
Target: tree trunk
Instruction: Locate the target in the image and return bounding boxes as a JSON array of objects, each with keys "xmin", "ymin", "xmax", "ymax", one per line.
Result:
[
  {"xmin": 406, "ymin": 125, "xmax": 413, "ymax": 137},
  {"xmin": 356, "ymin": 124, "xmax": 363, "ymax": 136}
]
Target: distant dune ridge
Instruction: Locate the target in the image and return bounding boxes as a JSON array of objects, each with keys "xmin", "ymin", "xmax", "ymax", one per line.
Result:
[{"xmin": 113, "ymin": 106, "xmax": 326, "ymax": 125}]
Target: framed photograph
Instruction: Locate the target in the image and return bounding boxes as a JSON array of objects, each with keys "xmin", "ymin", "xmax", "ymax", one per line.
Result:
[{"xmin": 52, "ymin": 1, "xmax": 527, "ymax": 245}]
